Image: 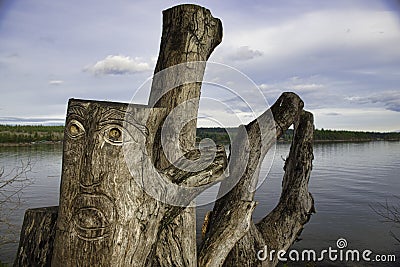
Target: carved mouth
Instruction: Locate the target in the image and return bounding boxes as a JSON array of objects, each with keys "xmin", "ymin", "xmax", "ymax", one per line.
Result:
[{"xmin": 71, "ymin": 194, "xmax": 116, "ymax": 240}]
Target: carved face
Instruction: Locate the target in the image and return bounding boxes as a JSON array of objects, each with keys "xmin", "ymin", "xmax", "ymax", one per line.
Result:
[{"xmin": 53, "ymin": 99, "xmax": 163, "ymax": 265}]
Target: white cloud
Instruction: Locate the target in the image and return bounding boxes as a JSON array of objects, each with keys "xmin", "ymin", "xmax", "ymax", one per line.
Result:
[
  {"xmin": 84, "ymin": 55, "xmax": 152, "ymax": 75},
  {"xmin": 291, "ymin": 83, "xmax": 324, "ymax": 92},
  {"xmin": 48, "ymin": 80, "xmax": 63, "ymax": 85},
  {"xmin": 227, "ymin": 46, "xmax": 263, "ymax": 61}
]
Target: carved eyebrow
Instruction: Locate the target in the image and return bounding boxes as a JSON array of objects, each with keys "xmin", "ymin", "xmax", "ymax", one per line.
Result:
[
  {"xmin": 68, "ymin": 104, "xmax": 86, "ymax": 120},
  {"xmin": 98, "ymin": 108, "xmax": 126, "ymax": 126},
  {"xmin": 99, "ymin": 108, "xmax": 149, "ymax": 137}
]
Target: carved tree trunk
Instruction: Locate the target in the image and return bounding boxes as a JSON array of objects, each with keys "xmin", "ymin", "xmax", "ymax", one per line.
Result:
[
  {"xmin": 14, "ymin": 4, "xmax": 315, "ymax": 267},
  {"xmin": 148, "ymin": 5, "xmax": 222, "ymax": 267}
]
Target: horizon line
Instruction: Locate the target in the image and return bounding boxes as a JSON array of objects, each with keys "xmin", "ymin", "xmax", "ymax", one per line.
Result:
[{"xmin": 0, "ymin": 121, "xmax": 398, "ymax": 134}]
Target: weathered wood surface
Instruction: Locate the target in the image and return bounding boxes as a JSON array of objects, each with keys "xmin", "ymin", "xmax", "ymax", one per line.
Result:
[
  {"xmin": 14, "ymin": 96, "xmax": 314, "ymax": 267},
  {"xmin": 256, "ymin": 110, "xmax": 315, "ymax": 266},
  {"xmin": 51, "ymin": 101, "xmax": 162, "ymax": 266},
  {"xmin": 149, "ymin": 4, "xmax": 222, "ymax": 168},
  {"xmin": 14, "ymin": 4, "xmax": 315, "ymax": 267},
  {"xmin": 149, "ymin": 4, "xmax": 222, "ymax": 267},
  {"xmin": 221, "ymin": 110, "xmax": 315, "ymax": 267},
  {"xmin": 13, "ymin": 206, "xmax": 58, "ymax": 267},
  {"xmin": 198, "ymin": 92, "xmax": 307, "ymax": 267}
]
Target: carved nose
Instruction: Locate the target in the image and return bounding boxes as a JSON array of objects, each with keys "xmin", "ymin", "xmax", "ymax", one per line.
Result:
[
  {"xmin": 80, "ymin": 139, "xmax": 103, "ymax": 188},
  {"xmin": 80, "ymin": 171, "xmax": 103, "ymax": 188}
]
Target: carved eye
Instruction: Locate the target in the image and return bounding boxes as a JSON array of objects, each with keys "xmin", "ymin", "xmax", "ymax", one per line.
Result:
[
  {"xmin": 104, "ymin": 126, "xmax": 124, "ymax": 145},
  {"xmin": 108, "ymin": 128, "xmax": 121, "ymax": 142},
  {"xmin": 67, "ymin": 120, "xmax": 85, "ymax": 138}
]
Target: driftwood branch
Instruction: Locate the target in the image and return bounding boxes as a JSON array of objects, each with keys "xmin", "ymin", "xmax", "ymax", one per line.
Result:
[
  {"xmin": 256, "ymin": 110, "xmax": 315, "ymax": 266},
  {"xmin": 199, "ymin": 92, "xmax": 304, "ymax": 266},
  {"xmin": 201, "ymin": 108, "xmax": 315, "ymax": 267}
]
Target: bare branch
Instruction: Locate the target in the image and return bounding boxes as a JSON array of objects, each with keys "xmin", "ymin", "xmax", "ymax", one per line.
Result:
[
  {"xmin": 371, "ymin": 200, "xmax": 400, "ymax": 224},
  {"xmin": 0, "ymin": 160, "xmax": 33, "ymax": 247},
  {"xmin": 371, "ymin": 199, "xmax": 400, "ymax": 243}
]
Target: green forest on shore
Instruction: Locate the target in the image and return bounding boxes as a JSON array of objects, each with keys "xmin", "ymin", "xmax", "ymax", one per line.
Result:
[
  {"xmin": 0, "ymin": 125, "xmax": 399, "ymax": 145},
  {"xmin": 196, "ymin": 127, "xmax": 400, "ymax": 144},
  {"xmin": 0, "ymin": 125, "xmax": 64, "ymax": 144}
]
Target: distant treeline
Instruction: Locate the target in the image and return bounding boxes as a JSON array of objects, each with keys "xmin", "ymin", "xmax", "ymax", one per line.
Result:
[
  {"xmin": 196, "ymin": 127, "xmax": 400, "ymax": 144},
  {"xmin": 196, "ymin": 127, "xmax": 237, "ymax": 144},
  {"xmin": 313, "ymin": 128, "xmax": 400, "ymax": 142},
  {"xmin": 1, "ymin": 125, "xmax": 399, "ymax": 144},
  {"xmin": 0, "ymin": 125, "xmax": 64, "ymax": 144}
]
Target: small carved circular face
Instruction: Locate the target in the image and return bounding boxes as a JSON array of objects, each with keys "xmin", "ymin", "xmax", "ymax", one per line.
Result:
[{"xmin": 67, "ymin": 119, "xmax": 85, "ymax": 138}]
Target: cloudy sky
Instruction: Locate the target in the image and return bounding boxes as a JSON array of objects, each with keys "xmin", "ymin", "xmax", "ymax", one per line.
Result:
[{"xmin": 0, "ymin": 0, "xmax": 400, "ymax": 131}]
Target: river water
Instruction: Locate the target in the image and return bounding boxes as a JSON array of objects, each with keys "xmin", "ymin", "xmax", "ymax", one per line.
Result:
[{"xmin": 0, "ymin": 141, "xmax": 399, "ymax": 266}]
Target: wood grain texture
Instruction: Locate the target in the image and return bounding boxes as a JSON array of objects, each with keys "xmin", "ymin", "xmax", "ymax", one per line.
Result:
[
  {"xmin": 221, "ymin": 109, "xmax": 315, "ymax": 267},
  {"xmin": 51, "ymin": 100, "xmax": 167, "ymax": 266},
  {"xmin": 148, "ymin": 4, "xmax": 222, "ymax": 267},
  {"xmin": 13, "ymin": 206, "xmax": 58, "ymax": 267},
  {"xmin": 199, "ymin": 93, "xmax": 305, "ymax": 267}
]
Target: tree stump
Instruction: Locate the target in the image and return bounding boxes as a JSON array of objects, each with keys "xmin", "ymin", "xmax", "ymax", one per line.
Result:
[
  {"xmin": 13, "ymin": 206, "xmax": 58, "ymax": 267},
  {"xmin": 14, "ymin": 4, "xmax": 315, "ymax": 267}
]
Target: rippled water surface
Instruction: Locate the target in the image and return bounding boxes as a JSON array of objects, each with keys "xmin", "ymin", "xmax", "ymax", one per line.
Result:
[{"xmin": 1, "ymin": 141, "xmax": 399, "ymax": 265}]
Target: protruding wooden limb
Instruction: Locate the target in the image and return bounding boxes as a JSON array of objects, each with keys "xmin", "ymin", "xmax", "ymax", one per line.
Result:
[
  {"xmin": 152, "ymin": 4, "xmax": 222, "ymax": 75},
  {"xmin": 14, "ymin": 206, "xmax": 58, "ymax": 267},
  {"xmin": 198, "ymin": 200, "xmax": 257, "ymax": 267},
  {"xmin": 162, "ymin": 145, "xmax": 227, "ymax": 187},
  {"xmin": 221, "ymin": 110, "xmax": 315, "ymax": 267},
  {"xmin": 149, "ymin": 3, "xmax": 223, "ymax": 168},
  {"xmin": 256, "ymin": 110, "xmax": 315, "ymax": 266},
  {"xmin": 199, "ymin": 93, "xmax": 304, "ymax": 267},
  {"xmin": 159, "ymin": 146, "xmax": 227, "ymax": 226}
]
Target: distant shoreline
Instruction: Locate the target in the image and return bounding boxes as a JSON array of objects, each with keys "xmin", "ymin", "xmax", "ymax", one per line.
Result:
[
  {"xmin": 1, "ymin": 125, "xmax": 399, "ymax": 146},
  {"xmin": 0, "ymin": 141, "xmax": 63, "ymax": 147},
  {"xmin": 2, "ymin": 139, "xmax": 400, "ymax": 148}
]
